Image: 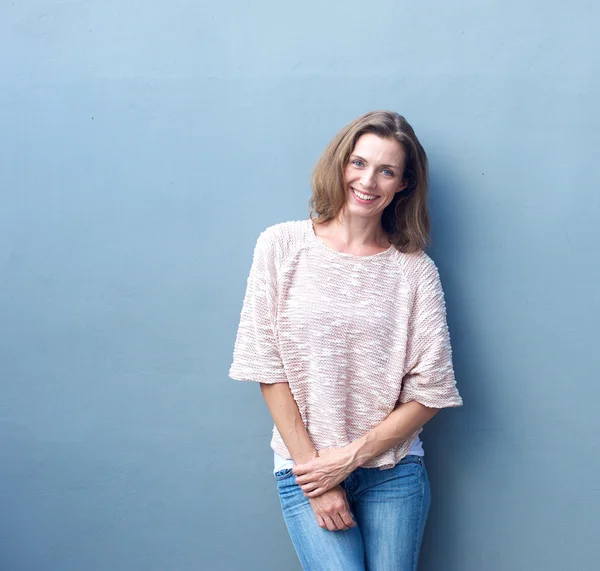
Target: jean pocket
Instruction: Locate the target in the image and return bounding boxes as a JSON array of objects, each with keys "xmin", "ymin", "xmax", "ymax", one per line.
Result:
[
  {"xmin": 274, "ymin": 467, "xmax": 295, "ymax": 481},
  {"xmin": 399, "ymin": 455, "xmax": 423, "ymax": 466}
]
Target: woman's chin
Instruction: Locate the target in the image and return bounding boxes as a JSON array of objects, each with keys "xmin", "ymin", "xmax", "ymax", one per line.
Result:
[{"xmin": 345, "ymin": 197, "xmax": 383, "ymax": 220}]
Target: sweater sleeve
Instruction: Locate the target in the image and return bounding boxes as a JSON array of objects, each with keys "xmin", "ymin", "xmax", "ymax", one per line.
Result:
[
  {"xmin": 399, "ymin": 256, "xmax": 463, "ymax": 408},
  {"xmin": 229, "ymin": 230, "xmax": 287, "ymax": 384}
]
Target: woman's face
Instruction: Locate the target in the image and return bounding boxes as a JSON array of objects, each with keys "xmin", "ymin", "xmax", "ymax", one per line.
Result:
[{"xmin": 343, "ymin": 133, "xmax": 408, "ymax": 221}]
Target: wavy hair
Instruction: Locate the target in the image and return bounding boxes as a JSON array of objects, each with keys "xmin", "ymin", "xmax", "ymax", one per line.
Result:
[{"xmin": 310, "ymin": 110, "xmax": 430, "ymax": 253}]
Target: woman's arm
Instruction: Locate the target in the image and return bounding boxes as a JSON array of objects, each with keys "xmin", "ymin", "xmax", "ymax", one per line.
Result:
[
  {"xmin": 260, "ymin": 382, "xmax": 356, "ymax": 531},
  {"xmin": 345, "ymin": 401, "xmax": 438, "ymax": 468},
  {"xmin": 260, "ymin": 382, "xmax": 317, "ymax": 465},
  {"xmin": 293, "ymin": 401, "xmax": 438, "ymax": 497}
]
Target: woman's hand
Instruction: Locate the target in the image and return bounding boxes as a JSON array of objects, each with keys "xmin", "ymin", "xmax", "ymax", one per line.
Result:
[
  {"xmin": 293, "ymin": 448, "xmax": 355, "ymax": 497},
  {"xmin": 308, "ymin": 485, "xmax": 356, "ymax": 531}
]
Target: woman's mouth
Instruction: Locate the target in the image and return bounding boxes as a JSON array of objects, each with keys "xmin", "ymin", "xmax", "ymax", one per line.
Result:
[{"xmin": 352, "ymin": 188, "xmax": 378, "ymax": 202}]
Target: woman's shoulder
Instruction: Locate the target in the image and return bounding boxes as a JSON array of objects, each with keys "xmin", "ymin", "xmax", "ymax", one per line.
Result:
[
  {"xmin": 256, "ymin": 219, "xmax": 312, "ymax": 248},
  {"xmin": 254, "ymin": 219, "xmax": 313, "ymax": 259},
  {"xmin": 394, "ymin": 249, "xmax": 441, "ymax": 288},
  {"xmin": 260, "ymin": 219, "xmax": 312, "ymax": 239}
]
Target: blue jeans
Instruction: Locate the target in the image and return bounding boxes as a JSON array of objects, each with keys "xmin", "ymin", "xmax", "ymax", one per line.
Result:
[{"xmin": 276, "ymin": 455, "xmax": 430, "ymax": 571}]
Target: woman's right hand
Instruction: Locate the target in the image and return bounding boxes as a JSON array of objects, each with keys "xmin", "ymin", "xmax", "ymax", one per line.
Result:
[{"xmin": 308, "ymin": 485, "xmax": 356, "ymax": 531}]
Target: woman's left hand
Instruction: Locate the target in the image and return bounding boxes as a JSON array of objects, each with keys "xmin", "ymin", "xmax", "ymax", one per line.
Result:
[{"xmin": 292, "ymin": 448, "xmax": 356, "ymax": 497}]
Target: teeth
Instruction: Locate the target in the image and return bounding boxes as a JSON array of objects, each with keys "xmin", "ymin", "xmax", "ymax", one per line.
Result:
[{"xmin": 353, "ymin": 189, "xmax": 376, "ymax": 201}]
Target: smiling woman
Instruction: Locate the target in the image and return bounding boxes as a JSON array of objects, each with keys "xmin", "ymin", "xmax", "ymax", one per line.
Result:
[
  {"xmin": 229, "ymin": 111, "xmax": 462, "ymax": 571},
  {"xmin": 311, "ymin": 110, "xmax": 430, "ymax": 255},
  {"xmin": 344, "ymin": 134, "xmax": 408, "ymax": 216}
]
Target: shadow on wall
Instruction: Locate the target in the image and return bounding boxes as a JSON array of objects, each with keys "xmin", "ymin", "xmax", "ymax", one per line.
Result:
[{"xmin": 418, "ymin": 159, "xmax": 498, "ymax": 571}]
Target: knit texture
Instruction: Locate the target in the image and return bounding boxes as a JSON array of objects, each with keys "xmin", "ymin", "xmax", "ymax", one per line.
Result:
[{"xmin": 229, "ymin": 220, "xmax": 462, "ymax": 469}]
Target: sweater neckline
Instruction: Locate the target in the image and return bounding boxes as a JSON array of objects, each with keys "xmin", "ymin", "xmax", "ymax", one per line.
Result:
[{"xmin": 306, "ymin": 219, "xmax": 396, "ymax": 260}]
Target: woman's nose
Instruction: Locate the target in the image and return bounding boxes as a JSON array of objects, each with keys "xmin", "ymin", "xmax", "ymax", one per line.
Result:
[{"xmin": 360, "ymin": 169, "xmax": 376, "ymax": 189}]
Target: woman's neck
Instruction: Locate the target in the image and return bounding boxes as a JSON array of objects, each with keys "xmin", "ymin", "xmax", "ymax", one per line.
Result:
[{"xmin": 315, "ymin": 212, "xmax": 390, "ymax": 255}]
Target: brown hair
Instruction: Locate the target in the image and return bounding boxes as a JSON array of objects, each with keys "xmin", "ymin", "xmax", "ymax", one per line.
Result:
[{"xmin": 310, "ymin": 110, "xmax": 430, "ymax": 253}]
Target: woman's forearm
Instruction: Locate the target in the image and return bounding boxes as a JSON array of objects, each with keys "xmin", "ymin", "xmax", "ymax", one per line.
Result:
[
  {"xmin": 345, "ymin": 401, "xmax": 439, "ymax": 469},
  {"xmin": 260, "ymin": 382, "xmax": 318, "ymax": 465},
  {"xmin": 292, "ymin": 400, "xmax": 440, "ymax": 497}
]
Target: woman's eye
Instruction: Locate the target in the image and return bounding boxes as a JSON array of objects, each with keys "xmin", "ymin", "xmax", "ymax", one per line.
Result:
[
  {"xmin": 382, "ymin": 169, "xmax": 394, "ymax": 177},
  {"xmin": 352, "ymin": 160, "xmax": 363, "ymax": 167}
]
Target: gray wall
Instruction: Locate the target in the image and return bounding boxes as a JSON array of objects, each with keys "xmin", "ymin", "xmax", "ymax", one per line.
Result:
[{"xmin": 1, "ymin": 1, "xmax": 599, "ymax": 570}]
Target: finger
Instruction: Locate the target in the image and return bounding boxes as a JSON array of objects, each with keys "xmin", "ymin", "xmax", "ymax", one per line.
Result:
[
  {"xmin": 308, "ymin": 479, "xmax": 338, "ymax": 497},
  {"xmin": 323, "ymin": 515, "xmax": 337, "ymax": 532},
  {"xmin": 296, "ymin": 474, "xmax": 318, "ymax": 486},
  {"xmin": 300, "ymin": 482, "xmax": 320, "ymax": 493},
  {"xmin": 315, "ymin": 514, "xmax": 326, "ymax": 529},
  {"xmin": 340, "ymin": 509, "xmax": 356, "ymax": 528},
  {"xmin": 304, "ymin": 486, "xmax": 331, "ymax": 498},
  {"xmin": 292, "ymin": 463, "xmax": 310, "ymax": 476},
  {"xmin": 332, "ymin": 512, "xmax": 349, "ymax": 531}
]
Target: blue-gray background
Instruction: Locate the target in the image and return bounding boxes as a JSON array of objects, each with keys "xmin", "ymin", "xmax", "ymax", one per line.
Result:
[{"xmin": 1, "ymin": 1, "xmax": 599, "ymax": 570}]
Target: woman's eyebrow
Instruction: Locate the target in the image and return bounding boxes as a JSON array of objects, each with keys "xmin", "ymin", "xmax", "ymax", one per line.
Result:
[
  {"xmin": 350, "ymin": 154, "xmax": 366, "ymax": 162},
  {"xmin": 350, "ymin": 154, "xmax": 400, "ymax": 169}
]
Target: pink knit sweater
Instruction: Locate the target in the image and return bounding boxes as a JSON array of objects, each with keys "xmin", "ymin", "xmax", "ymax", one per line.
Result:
[{"xmin": 229, "ymin": 220, "xmax": 462, "ymax": 469}]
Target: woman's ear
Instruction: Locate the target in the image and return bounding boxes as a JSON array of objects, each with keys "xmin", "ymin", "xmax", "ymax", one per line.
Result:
[{"xmin": 396, "ymin": 179, "xmax": 409, "ymax": 193}]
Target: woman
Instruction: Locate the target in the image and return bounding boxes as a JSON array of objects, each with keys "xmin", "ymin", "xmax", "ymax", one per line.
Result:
[{"xmin": 229, "ymin": 110, "xmax": 462, "ymax": 571}]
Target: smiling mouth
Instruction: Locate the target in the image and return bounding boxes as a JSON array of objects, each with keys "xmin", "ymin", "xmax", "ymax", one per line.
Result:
[{"xmin": 352, "ymin": 188, "xmax": 378, "ymax": 201}]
